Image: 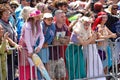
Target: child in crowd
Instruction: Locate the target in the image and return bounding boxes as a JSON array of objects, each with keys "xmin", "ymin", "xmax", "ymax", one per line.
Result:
[
  {"xmin": 19, "ymin": 9, "xmax": 44, "ymax": 80},
  {"xmin": 36, "ymin": 12, "xmax": 55, "ymax": 79}
]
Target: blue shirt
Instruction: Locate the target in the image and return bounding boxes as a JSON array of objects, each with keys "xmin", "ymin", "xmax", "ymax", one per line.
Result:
[
  {"xmin": 41, "ymin": 21, "xmax": 56, "ymax": 44},
  {"xmin": 15, "ymin": 5, "xmax": 23, "ymax": 20},
  {"xmin": 15, "ymin": 5, "xmax": 24, "ymax": 41}
]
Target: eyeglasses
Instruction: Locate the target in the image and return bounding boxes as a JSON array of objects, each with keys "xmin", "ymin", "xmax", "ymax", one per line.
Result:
[
  {"xmin": 63, "ymin": 5, "xmax": 68, "ymax": 7},
  {"xmin": 26, "ymin": 0, "xmax": 31, "ymax": 2}
]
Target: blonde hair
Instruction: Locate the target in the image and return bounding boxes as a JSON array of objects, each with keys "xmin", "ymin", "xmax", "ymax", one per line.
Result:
[
  {"xmin": 21, "ymin": 6, "xmax": 36, "ymax": 21},
  {"xmin": 73, "ymin": 16, "xmax": 92, "ymax": 40},
  {"xmin": 35, "ymin": 2, "xmax": 45, "ymax": 13}
]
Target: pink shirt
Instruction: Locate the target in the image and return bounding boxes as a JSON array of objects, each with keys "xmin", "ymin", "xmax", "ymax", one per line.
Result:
[{"xmin": 21, "ymin": 22, "xmax": 44, "ymax": 53}]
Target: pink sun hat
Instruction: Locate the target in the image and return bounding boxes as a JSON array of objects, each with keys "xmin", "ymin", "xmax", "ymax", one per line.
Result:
[{"xmin": 29, "ymin": 10, "xmax": 41, "ymax": 17}]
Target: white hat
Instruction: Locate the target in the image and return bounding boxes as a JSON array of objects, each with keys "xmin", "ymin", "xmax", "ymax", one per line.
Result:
[{"xmin": 43, "ymin": 13, "xmax": 53, "ymax": 19}]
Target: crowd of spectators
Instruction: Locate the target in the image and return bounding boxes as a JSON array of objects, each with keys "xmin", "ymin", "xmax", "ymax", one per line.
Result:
[{"xmin": 0, "ymin": 0, "xmax": 120, "ymax": 80}]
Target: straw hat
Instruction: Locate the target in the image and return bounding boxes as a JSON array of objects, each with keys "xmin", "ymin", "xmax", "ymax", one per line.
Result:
[{"xmin": 10, "ymin": 0, "xmax": 19, "ymax": 6}]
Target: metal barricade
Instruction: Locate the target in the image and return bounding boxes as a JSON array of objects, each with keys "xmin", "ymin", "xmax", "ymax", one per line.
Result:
[
  {"xmin": 0, "ymin": 47, "xmax": 18, "ymax": 80},
  {"xmin": 7, "ymin": 48, "xmax": 17, "ymax": 80},
  {"xmin": 67, "ymin": 38, "xmax": 119, "ymax": 80},
  {"xmin": 18, "ymin": 48, "xmax": 38, "ymax": 80},
  {"xmin": 17, "ymin": 38, "xmax": 119, "ymax": 80},
  {"xmin": 67, "ymin": 40, "xmax": 107, "ymax": 80},
  {"xmin": 114, "ymin": 37, "xmax": 120, "ymax": 79},
  {"xmin": 106, "ymin": 37, "xmax": 120, "ymax": 80},
  {"xmin": 1, "ymin": 38, "xmax": 120, "ymax": 80},
  {"xmin": 48, "ymin": 44, "xmax": 67, "ymax": 80}
]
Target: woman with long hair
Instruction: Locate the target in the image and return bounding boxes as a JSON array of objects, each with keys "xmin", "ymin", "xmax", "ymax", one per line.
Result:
[
  {"xmin": 65, "ymin": 16, "xmax": 96, "ymax": 80},
  {"xmin": 19, "ymin": 9, "xmax": 44, "ymax": 80},
  {"xmin": 92, "ymin": 11, "xmax": 117, "ymax": 74}
]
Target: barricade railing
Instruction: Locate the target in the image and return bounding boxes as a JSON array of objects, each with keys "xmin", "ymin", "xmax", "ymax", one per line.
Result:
[
  {"xmin": 74, "ymin": 37, "xmax": 120, "ymax": 80},
  {"xmin": 114, "ymin": 37, "xmax": 120, "ymax": 78},
  {"xmin": 1, "ymin": 47, "xmax": 18, "ymax": 80},
  {"xmin": 18, "ymin": 47, "xmax": 38, "ymax": 80},
  {"xmin": 1, "ymin": 37, "xmax": 120, "ymax": 80}
]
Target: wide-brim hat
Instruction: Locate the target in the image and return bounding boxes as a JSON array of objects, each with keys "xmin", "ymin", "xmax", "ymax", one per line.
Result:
[{"xmin": 29, "ymin": 10, "xmax": 41, "ymax": 17}]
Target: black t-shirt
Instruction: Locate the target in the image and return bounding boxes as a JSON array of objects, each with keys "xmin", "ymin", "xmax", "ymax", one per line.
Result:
[{"xmin": 105, "ymin": 13, "xmax": 119, "ymax": 33}]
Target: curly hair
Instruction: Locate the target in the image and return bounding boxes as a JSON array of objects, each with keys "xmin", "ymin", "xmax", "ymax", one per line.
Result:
[{"xmin": 0, "ymin": 4, "xmax": 11, "ymax": 19}]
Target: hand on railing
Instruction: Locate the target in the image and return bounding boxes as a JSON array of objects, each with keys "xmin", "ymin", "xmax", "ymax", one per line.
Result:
[
  {"xmin": 59, "ymin": 36, "xmax": 70, "ymax": 45},
  {"xmin": 42, "ymin": 43, "xmax": 48, "ymax": 48},
  {"xmin": 15, "ymin": 45, "xmax": 22, "ymax": 52},
  {"xmin": 110, "ymin": 33, "xmax": 117, "ymax": 38},
  {"xmin": 89, "ymin": 33, "xmax": 97, "ymax": 44},
  {"xmin": 52, "ymin": 36, "xmax": 70, "ymax": 46},
  {"xmin": 27, "ymin": 53, "xmax": 33, "ymax": 58},
  {"xmin": 35, "ymin": 47, "xmax": 41, "ymax": 53}
]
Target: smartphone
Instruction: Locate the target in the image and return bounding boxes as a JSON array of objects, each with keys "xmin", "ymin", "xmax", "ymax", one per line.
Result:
[{"xmin": 94, "ymin": 27, "xmax": 98, "ymax": 32}]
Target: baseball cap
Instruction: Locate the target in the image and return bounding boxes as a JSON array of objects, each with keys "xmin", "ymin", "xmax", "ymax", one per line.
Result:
[{"xmin": 43, "ymin": 13, "xmax": 53, "ymax": 19}]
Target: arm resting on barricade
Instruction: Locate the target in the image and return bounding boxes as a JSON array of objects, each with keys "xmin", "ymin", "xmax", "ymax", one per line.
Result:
[{"xmin": 77, "ymin": 33, "xmax": 96, "ymax": 46}]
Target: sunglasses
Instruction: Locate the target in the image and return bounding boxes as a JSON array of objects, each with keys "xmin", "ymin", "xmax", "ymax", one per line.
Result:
[
  {"xmin": 45, "ymin": 18, "xmax": 53, "ymax": 21},
  {"xmin": 21, "ymin": 0, "xmax": 31, "ymax": 2},
  {"xmin": 11, "ymin": 5, "xmax": 17, "ymax": 9},
  {"xmin": 112, "ymin": 7, "xmax": 118, "ymax": 10},
  {"xmin": 26, "ymin": 0, "xmax": 31, "ymax": 2}
]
